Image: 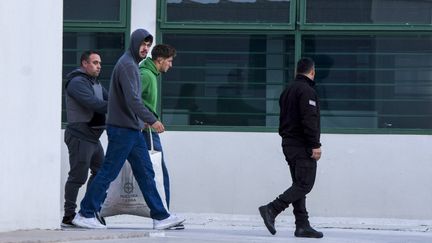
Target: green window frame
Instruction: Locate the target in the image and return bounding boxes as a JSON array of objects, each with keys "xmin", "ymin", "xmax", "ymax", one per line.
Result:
[
  {"xmin": 64, "ymin": 0, "xmax": 128, "ymax": 28},
  {"xmin": 159, "ymin": 0, "xmax": 296, "ymax": 30},
  {"xmin": 158, "ymin": 0, "xmax": 432, "ymax": 134},
  {"xmin": 300, "ymin": 0, "xmax": 432, "ymax": 31}
]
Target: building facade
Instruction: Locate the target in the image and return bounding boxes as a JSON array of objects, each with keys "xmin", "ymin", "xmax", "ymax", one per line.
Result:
[{"xmin": 1, "ymin": 0, "xmax": 432, "ymax": 232}]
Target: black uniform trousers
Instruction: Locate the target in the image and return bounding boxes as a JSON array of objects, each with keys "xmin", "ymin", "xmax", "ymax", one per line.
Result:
[{"xmin": 271, "ymin": 146, "xmax": 317, "ymax": 226}]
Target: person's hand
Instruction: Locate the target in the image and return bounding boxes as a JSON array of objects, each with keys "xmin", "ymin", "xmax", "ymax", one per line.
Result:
[
  {"xmin": 151, "ymin": 121, "xmax": 165, "ymax": 133},
  {"xmin": 311, "ymin": 147, "xmax": 322, "ymax": 161}
]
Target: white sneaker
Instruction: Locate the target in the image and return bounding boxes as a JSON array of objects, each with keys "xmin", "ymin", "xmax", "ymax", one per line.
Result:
[
  {"xmin": 72, "ymin": 213, "xmax": 107, "ymax": 229},
  {"xmin": 153, "ymin": 215, "xmax": 185, "ymax": 230}
]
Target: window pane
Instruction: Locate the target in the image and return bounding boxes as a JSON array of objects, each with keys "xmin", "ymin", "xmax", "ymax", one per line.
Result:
[
  {"xmin": 62, "ymin": 32, "xmax": 125, "ymax": 122},
  {"xmin": 166, "ymin": 0, "xmax": 291, "ymax": 23},
  {"xmin": 64, "ymin": 0, "xmax": 121, "ymax": 22},
  {"xmin": 161, "ymin": 34, "xmax": 295, "ymax": 127},
  {"xmin": 303, "ymin": 35, "xmax": 432, "ymax": 129},
  {"xmin": 306, "ymin": 0, "xmax": 432, "ymax": 24}
]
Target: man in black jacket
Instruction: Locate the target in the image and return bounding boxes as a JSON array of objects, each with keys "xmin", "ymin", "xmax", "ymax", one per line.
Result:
[
  {"xmin": 62, "ymin": 50, "xmax": 107, "ymax": 227},
  {"xmin": 259, "ymin": 57, "xmax": 323, "ymax": 238}
]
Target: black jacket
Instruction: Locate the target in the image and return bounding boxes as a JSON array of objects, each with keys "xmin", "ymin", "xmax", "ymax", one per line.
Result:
[{"xmin": 279, "ymin": 74, "xmax": 321, "ymax": 149}]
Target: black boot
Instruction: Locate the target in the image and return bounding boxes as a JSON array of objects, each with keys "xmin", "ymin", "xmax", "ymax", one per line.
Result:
[
  {"xmin": 258, "ymin": 205, "xmax": 278, "ymax": 235},
  {"xmin": 295, "ymin": 224, "xmax": 323, "ymax": 238}
]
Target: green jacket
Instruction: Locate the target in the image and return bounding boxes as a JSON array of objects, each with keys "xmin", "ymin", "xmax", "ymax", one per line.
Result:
[{"xmin": 139, "ymin": 57, "xmax": 160, "ymax": 117}]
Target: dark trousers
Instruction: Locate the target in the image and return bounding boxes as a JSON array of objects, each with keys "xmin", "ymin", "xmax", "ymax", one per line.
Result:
[
  {"xmin": 271, "ymin": 146, "xmax": 317, "ymax": 226},
  {"xmin": 64, "ymin": 129, "xmax": 104, "ymax": 217}
]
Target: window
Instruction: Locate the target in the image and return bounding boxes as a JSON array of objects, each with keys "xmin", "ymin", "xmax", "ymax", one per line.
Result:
[
  {"xmin": 63, "ymin": 32, "xmax": 125, "ymax": 82},
  {"xmin": 62, "ymin": 0, "xmax": 130, "ymax": 124},
  {"xmin": 304, "ymin": 34, "xmax": 432, "ymax": 129},
  {"xmin": 64, "ymin": 0, "xmax": 127, "ymax": 27},
  {"xmin": 305, "ymin": 0, "xmax": 432, "ymax": 25},
  {"xmin": 161, "ymin": 34, "xmax": 294, "ymax": 127},
  {"xmin": 158, "ymin": 0, "xmax": 432, "ymax": 133},
  {"xmin": 166, "ymin": 0, "xmax": 291, "ymax": 24}
]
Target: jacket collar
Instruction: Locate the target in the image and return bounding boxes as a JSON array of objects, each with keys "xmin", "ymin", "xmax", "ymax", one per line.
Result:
[
  {"xmin": 295, "ymin": 74, "xmax": 315, "ymax": 87},
  {"xmin": 141, "ymin": 57, "xmax": 160, "ymax": 76}
]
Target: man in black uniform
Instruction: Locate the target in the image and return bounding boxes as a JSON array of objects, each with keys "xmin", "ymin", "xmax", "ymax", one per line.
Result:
[{"xmin": 259, "ymin": 57, "xmax": 323, "ymax": 238}]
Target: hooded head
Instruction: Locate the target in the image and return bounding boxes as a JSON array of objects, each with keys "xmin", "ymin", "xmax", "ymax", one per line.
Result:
[{"xmin": 129, "ymin": 29, "xmax": 153, "ymax": 64}]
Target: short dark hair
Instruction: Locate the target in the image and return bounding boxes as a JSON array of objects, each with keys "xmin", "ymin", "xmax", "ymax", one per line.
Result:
[
  {"xmin": 80, "ymin": 50, "xmax": 100, "ymax": 66},
  {"xmin": 296, "ymin": 57, "xmax": 315, "ymax": 75},
  {"xmin": 151, "ymin": 44, "xmax": 176, "ymax": 60}
]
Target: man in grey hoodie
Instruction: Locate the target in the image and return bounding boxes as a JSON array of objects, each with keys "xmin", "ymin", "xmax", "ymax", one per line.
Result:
[
  {"xmin": 62, "ymin": 50, "xmax": 107, "ymax": 227},
  {"xmin": 72, "ymin": 29, "xmax": 184, "ymax": 230}
]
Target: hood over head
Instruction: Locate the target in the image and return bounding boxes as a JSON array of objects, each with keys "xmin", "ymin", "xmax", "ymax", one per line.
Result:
[
  {"xmin": 65, "ymin": 68, "xmax": 94, "ymax": 88},
  {"xmin": 129, "ymin": 29, "xmax": 153, "ymax": 64}
]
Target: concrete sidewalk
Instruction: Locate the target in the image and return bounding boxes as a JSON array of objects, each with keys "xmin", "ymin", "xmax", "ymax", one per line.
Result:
[{"xmin": 1, "ymin": 214, "xmax": 432, "ymax": 243}]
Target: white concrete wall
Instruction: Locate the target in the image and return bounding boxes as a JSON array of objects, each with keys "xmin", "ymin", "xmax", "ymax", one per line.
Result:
[
  {"xmin": 0, "ymin": 0, "xmax": 63, "ymax": 232},
  {"xmin": 162, "ymin": 132, "xmax": 432, "ymax": 220},
  {"xmin": 61, "ymin": 132, "xmax": 432, "ymax": 220},
  {"xmin": 130, "ymin": 0, "xmax": 157, "ymax": 39}
]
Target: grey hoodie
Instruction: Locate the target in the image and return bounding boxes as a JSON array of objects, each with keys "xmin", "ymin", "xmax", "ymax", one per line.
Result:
[
  {"xmin": 65, "ymin": 68, "xmax": 108, "ymax": 142},
  {"xmin": 107, "ymin": 29, "xmax": 157, "ymax": 130}
]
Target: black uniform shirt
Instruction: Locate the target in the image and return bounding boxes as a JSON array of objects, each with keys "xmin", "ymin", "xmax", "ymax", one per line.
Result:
[{"xmin": 279, "ymin": 74, "xmax": 321, "ymax": 149}]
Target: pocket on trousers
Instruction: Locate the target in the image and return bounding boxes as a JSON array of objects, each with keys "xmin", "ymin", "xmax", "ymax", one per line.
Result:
[
  {"xmin": 297, "ymin": 158, "xmax": 317, "ymax": 168},
  {"xmin": 283, "ymin": 146, "xmax": 308, "ymax": 163},
  {"xmin": 296, "ymin": 165, "xmax": 317, "ymax": 187}
]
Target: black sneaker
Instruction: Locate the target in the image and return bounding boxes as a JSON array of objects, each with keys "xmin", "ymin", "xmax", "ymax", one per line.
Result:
[
  {"xmin": 295, "ymin": 225, "xmax": 323, "ymax": 238},
  {"xmin": 61, "ymin": 213, "xmax": 76, "ymax": 228},
  {"xmin": 95, "ymin": 212, "xmax": 106, "ymax": 226}
]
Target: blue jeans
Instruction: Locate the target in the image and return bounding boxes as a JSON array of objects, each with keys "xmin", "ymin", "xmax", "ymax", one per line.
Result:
[
  {"xmin": 79, "ymin": 125, "xmax": 170, "ymax": 220},
  {"xmin": 142, "ymin": 130, "xmax": 170, "ymax": 209}
]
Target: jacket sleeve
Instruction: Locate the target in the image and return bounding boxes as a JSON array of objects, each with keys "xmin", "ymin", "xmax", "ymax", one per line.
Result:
[
  {"xmin": 66, "ymin": 78, "xmax": 107, "ymax": 114},
  {"xmin": 119, "ymin": 63, "xmax": 157, "ymax": 125},
  {"xmin": 298, "ymin": 87, "xmax": 321, "ymax": 148}
]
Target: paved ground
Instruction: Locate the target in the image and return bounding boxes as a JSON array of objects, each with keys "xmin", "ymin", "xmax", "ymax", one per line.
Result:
[{"xmin": 1, "ymin": 214, "xmax": 432, "ymax": 243}]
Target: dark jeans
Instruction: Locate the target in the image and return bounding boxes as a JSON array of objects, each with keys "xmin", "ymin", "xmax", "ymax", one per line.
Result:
[
  {"xmin": 78, "ymin": 125, "xmax": 170, "ymax": 220},
  {"xmin": 63, "ymin": 129, "xmax": 104, "ymax": 217},
  {"xmin": 142, "ymin": 130, "xmax": 170, "ymax": 208},
  {"xmin": 272, "ymin": 146, "xmax": 317, "ymax": 226}
]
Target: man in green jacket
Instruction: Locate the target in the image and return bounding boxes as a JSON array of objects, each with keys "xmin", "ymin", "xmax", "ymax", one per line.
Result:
[{"xmin": 139, "ymin": 44, "xmax": 183, "ymax": 229}]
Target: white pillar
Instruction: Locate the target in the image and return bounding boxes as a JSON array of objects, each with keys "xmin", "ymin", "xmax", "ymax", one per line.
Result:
[{"xmin": 0, "ymin": 0, "xmax": 63, "ymax": 232}]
